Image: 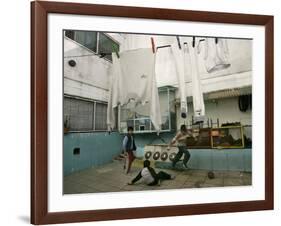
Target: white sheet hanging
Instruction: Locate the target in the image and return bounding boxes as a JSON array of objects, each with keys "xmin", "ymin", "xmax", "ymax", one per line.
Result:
[
  {"xmin": 155, "ymin": 46, "xmax": 178, "ymax": 87},
  {"xmin": 202, "ymin": 38, "xmax": 231, "ymax": 73},
  {"xmin": 106, "ymin": 53, "xmax": 122, "ymax": 130},
  {"xmin": 120, "ymin": 34, "xmax": 151, "ymax": 52},
  {"xmin": 107, "ymin": 49, "xmax": 162, "ymax": 132},
  {"xmin": 189, "ymin": 42, "xmax": 205, "ymax": 120},
  {"xmin": 119, "ymin": 48, "xmax": 155, "ymax": 106},
  {"xmin": 171, "ymin": 44, "xmax": 188, "ymax": 119}
]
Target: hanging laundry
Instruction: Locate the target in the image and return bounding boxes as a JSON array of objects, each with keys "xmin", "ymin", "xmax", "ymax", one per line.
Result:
[
  {"xmin": 155, "ymin": 45, "xmax": 178, "ymax": 87},
  {"xmin": 155, "ymin": 37, "xmax": 205, "ymax": 122},
  {"xmin": 202, "ymin": 38, "xmax": 231, "ymax": 73},
  {"xmin": 106, "ymin": 53, "xmax": 122, "ymax": 130},
  {"xmin": 189, "ymin": 41, "xmax": 205, "ymax": 121},
  {"xmin": 107, "ymin": 49, "xmax": 162, "ymax": 132},
  {"xmin": 120, "ymin": 34, "xmax": 151, "ymax": 52},
  {"xmin": 171, "ymin": 43, "xmax": 188, "ymax": 119},
  {"xmin": 121, "ymin": 34, "xmax": 176, "ymax": 53},
  {"xmin": 119, "ymin": 48, "xmax": 156, "ymax": 106}
]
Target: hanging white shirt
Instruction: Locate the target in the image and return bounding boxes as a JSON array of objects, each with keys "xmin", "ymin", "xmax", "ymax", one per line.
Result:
[{"xmin": 202, "ymin": 38, "xmax": 231, "ymax": 73}]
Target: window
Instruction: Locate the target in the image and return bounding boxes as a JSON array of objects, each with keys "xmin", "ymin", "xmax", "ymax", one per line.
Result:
[
  {"xmin": 65, "ymin": 30, "xmax": 97, "ymax": 52},
  {"xmin": 64, "ymin": 98, "xmax": 94, "ymax": 131},
  {"xmin": 95, "ymin": 103, "xmax": 107, "ymax": 130},
  {"xmin": 65, "ymin": 30, "xmax": 75, "ymax": 40},
  {"xmin": 64, "ymin": 30, "xmax": 119, "ymax": 62},
  {"xmin": 98, "ymin": 33, "xmax": 120, "ymax": 61},
  {"xmin": 119, "ymin": 87, "xmax": 176, "ymax": 133},
  {"xmin": 64, "ymin": 97, "xmax": 116, "ymax": 132}
]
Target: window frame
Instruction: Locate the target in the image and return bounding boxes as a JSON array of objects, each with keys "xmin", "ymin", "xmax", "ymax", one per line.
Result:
[
  {"xmin": 64, "ymin": 95, "xmax": 118, "ymax": 133},
  {"xmin": 93, "ymin": 101, "xmax": 108, "ymax": 131},
  {"xmin": 97, "ymin": 32, "xmax": 120, "ymax": 62},
  {"xmin": 65, "ymin": 30, "xmax": 98, "ymax": 53},
  {"xmin": 64, "ymin": 30, "xmax": 120, "ymax": 63}
]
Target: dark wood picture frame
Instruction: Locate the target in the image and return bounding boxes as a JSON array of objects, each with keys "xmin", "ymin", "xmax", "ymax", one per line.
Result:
[{"xmin": 31, "ymin": 1, "xmax": 274, "ymax": 224}]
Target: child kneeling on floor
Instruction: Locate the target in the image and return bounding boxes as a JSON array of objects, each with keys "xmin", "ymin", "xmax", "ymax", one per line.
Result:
[{"xmin": 128, "ymin": 160, "xmax": 175, "ymax": 186}]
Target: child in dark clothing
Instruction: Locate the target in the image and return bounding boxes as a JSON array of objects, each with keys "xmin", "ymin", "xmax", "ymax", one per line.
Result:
[
  {"xmin": 128, "ymin": 160, "xmax": 175, "ymax": 186},
  {"xmin": 122, "ymin": 126, "xmax": 136, "ymax": 174}
]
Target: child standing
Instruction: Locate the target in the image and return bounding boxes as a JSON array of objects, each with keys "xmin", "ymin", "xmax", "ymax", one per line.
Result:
[{"xmin": 122, "ymin": 126, "xmax": 136, "ymax": 174}]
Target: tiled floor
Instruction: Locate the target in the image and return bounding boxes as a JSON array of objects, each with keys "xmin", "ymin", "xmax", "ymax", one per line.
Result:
[{"xmin": 63, "ymin": 160, "xmax": 252, "ymax": 194}]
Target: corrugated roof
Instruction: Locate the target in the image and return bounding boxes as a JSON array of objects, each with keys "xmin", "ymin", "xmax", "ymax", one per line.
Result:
[{"xmin": 205, "ymin": 86, "xmax": 252, "ymax": 100}]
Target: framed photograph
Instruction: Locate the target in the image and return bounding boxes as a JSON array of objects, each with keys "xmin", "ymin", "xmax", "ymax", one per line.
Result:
[{"xmin": 31, "ymin": 1, "xmax": 274, "ymax": 224}]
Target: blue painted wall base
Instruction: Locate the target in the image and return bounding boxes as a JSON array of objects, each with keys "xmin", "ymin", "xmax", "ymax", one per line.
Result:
[
  {"xmin": 64, "ymin": 132, "xmax": 123, "ymax": 176},
  {"xmin": 64, "ymin": 131, "xmax": 252, "ymax": 176},
  {"xmin": 155, "ymin": 149, "xmax": 252, "ymax": 172}
]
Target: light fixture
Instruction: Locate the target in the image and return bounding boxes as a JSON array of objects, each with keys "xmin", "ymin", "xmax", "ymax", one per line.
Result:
[{"xmin": 68, "ymin": 59, "xmax": 76, "ymax": 67}]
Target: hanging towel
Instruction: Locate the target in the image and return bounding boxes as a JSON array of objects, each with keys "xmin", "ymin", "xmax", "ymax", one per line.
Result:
[
  {"xmin": 202, "ymin": 38, "xmax": 231, "ymax": 73},
  {"xmin": 171, "ymin": 44, "xmax": 188, "ymax": 119},
  {"xmin": 107, "ymin": 49, "xmax": 162, "ymax": 132},
  {"xmin": 189, "ymin": 42, "xmax": 205, "ymax": 121}
]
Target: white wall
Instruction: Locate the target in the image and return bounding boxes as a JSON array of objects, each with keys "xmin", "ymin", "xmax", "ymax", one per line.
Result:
[
  {"xmin": 64, "ymin": 37, "xmax": 112, "ymax": 101},
  {"xmin": 177, "ymin": 97, "xmax": 252, "ymax": 129}
]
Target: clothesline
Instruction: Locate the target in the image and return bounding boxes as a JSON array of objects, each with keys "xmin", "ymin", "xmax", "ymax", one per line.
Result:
[{"xmin": 156, "ymin": 38, "xmax": 206, "ymax": 50}]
